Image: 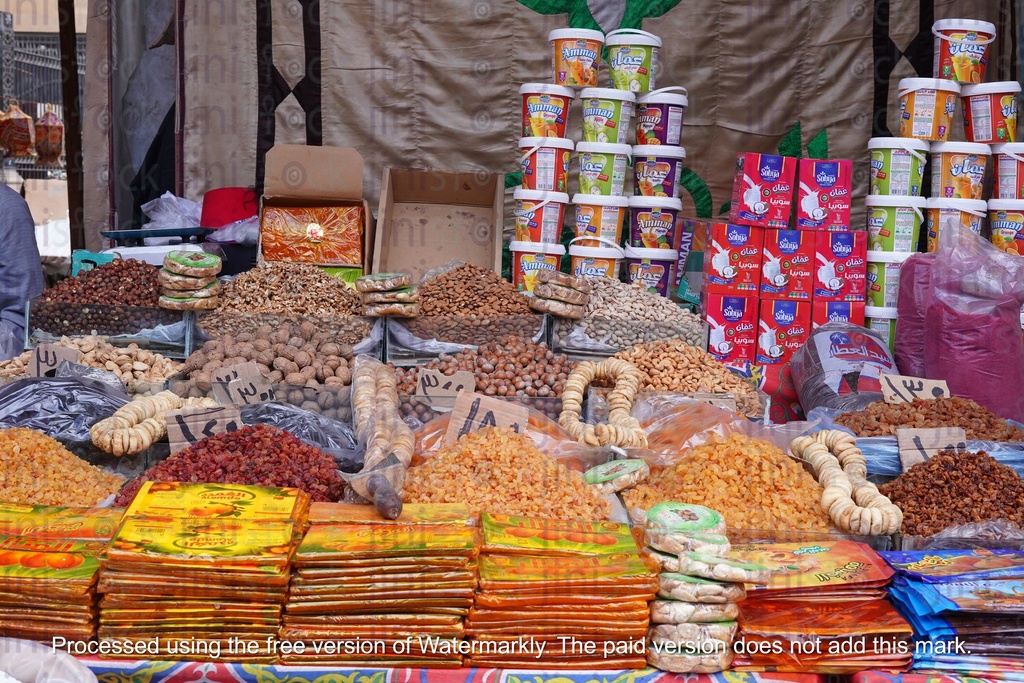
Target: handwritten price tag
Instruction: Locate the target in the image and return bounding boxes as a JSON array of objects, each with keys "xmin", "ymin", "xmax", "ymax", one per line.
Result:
[
  {"xmin": 165, "ymin": 405, "xmax": 242, "ymax": 455},
  {"xmin": 29, "ymin": 344, "xmax": 82, "ymax": 377},
  {"xmin": 227, "ymin": 376, "xmax": 276, "ymax": 405},
  {"xmin": 211, "ymin": 361, "xmax": 263, "ymax": 405},
  {"xmin": 896, "ymin": 427, "xmax": 967, "ymax": 470},
  {"xmin": 415, "ymin": 369, "xmax": 476, "ymax": 411},
  {"xmin": 881, "ymin": 373, "xmax": 950, "ymax": 405},
  {"xmin": 444, "ymin": 391, "xmax": 529, "ymax": 446}
]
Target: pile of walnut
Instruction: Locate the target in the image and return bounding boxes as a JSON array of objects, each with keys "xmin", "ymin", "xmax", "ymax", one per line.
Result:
[
  {"xmin": 171, "ymin": 322, "xmax": 354, "ymax": 421},
  {"xmin": 790, "ymin": 430, "xmax": 902, "ymax": 536},
  {"xmin": 0, "ymin": 336, "xmax": 180, "ymax": 395},
  {"xmin": 91, "ymin": 391, "xmax": 216, "ymax": 456},
  {"xmin": 560, "ymin": 357, "xmax": 648, "ymax": 448}
]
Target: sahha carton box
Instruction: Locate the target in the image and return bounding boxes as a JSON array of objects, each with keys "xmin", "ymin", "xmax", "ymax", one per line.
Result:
[
  {"xmin": 796, "ymin": 159, "xmax": 853, "ymax": 230},
  {"xmin": 760, "ymin": 229, "xmax": 814, "ymax": 300},
  {"xmin": 730, "ymin": 153, "xmax": 797, "ymax": 229},
  {"xmin": 703, "ymin": 293, "xmax": 758, "ymax": 364},
  {"xmin": 756, "ymin": 299, "xmax": 812, "ymax": 366},
  {"xmin": 702, "ymin": 222, "xmax": 763, "ymax": 294},
  {"xmin": 814, "ymin": 231, "xmax": 867, "ymax": 301}
]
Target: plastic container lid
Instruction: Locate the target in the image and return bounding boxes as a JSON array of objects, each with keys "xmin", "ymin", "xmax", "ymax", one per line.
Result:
[
  {"xmin": 988, "ymin": 199, "xmax": 1024, "ymax": 211},
  {"xmin": 925, "ymin": 197, "xmax": 988, "ymax": 214},
  {"xmin": 933, "ymin": 19, "xmax": 996, "ymax": 35},
  {"xmin": 897, "ymin": 78, "xmax": 961, "ymax": 94},
  {"xmin": 509, "ymin": 240, "xmax": 566, "ymax": 256},
  {"xmin": 637, "ymin": 87, "xmax": 689, "ymax": 108},
  {"xmin": 628, "ymin": 195, "xmax": 682, "ymax": 210},
  {"xmin": 573, "ymin": 193, "xmax": 629, "ymax": 207},
  {"xmin": 865, "ymin": 195, "xmax": 926, "ymax": 208},
  {"xmin": 513, "ymin": 188, "xmax": 570, "ymax": 204},
  {"xmin": 867, "ymin": 137, "xmax": 931, "ymax": 152},
  {"xmin": 549, "ymin": 28, "xmax": 605, "ymax": 42},
  {"xmin": 569, "ymin": 244, "xmax": 625, "ymax": 258},
  {"xmin": 931, "ymin": 141, "xmax": 992, "ymax": 155},
  {"xmin": 605, "ymin": 28, "xmax": 662, "ymax": 48},
  {"xmin": 961, "ymin": 82, "xmax": 1022, "ymax": 97},
  {"xmin": 580, "ymin": 87, "xmax": 637, "ymax": 102},
  {"xmin": 519, "ymin": 136, "xmax": 575, "ymax": 151},
  {"xmin": 632, "ymin": 144, "xmax": 687, "ymax": 159},
  {"xmin": 993, "ymin": 143, "xmax": 1024, "ymax": 156},
  {"xmin": 519, "ymin": 83, "xmax": 577, "ymax": 99},
  {"xmin": 624, "ymin": 245, "xmax": 679, "ymax": 260},
  {"xmin": 865, "ymin": 305, "xmax": 899, "ymax": 319},
  {"xmin": 576, "ymin": 141, "xmax": 633, "ymax": 156},
  {"xmin": 866, "ymin": 250, "xmax": 915, "ymax": 264}
]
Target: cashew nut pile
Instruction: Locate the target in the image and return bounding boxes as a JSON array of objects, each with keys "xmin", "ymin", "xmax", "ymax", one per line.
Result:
[
  {"xmin": 791, "ymin": 430, "xmax": 902, "ymax": 536},
  {"xmin": 560, "ymin": 357, "xmax": 648, "ymax": 448},
  {"xmin": 90, "ymin": 390, "xmax": 216, "ymax": 456}
]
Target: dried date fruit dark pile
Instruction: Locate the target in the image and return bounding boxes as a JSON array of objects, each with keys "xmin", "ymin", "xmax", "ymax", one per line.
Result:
[
  {"xmin": 835, "ymin": 397, "xmax": 1024, "ymax": 441},
  {"xmin": 880, "ymin": 450, "xmax": 1024, "ymax": 537},
  {"xmin": 114, "ymin": 424, "xmax": 346, "ymax": 506}
]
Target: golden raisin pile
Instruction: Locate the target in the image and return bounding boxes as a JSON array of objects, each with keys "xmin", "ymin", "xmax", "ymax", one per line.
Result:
[
  {"xmin": 622, "ymin": 433, "xmax": 830, "ymax": 532},
  {"xmin": 403, "ymin": 427, "xmax": 611, "ymax": 520}
]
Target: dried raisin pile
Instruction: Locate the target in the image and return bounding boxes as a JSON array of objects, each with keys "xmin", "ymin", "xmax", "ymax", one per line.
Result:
[
  {"xmin": 880, "ymin": 450, "xmax": 1024, "ymax": 537},
  {"xmin": 835, "ymin": 397, "xmax": 1024, "ymax": 441},
  {"xmin": 114, "ymin": 424, "xmax": 346, "ymax": 506}
]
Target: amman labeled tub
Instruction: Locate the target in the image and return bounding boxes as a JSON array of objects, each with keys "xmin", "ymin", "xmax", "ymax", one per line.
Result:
[
  {"xmin": 925, "ymin": 197, "xmax": 986, "ymax": 252},
  {"xmin": 519, "ymin": 137, "xmax": 573, "ymax": 193},
  {"xmin": 866, "ymin": 251, "xmax": 912, "ymax": 309},
  {"xmin": 606, "ymin": 29, "xmax": 661, "ymax": 92},
  {"xmin": 510, "ymin": 241, "xmax": 566, "ymax": 293},
  {"xmin": 513, "ymin": 189, "xmax": 569, "ymax": 243},
  {"xmin": 930, "ymin": 141, "xmax": 990, "ymax": 200},
  {"xmin": 628, "ymin": 196, "xmax": 681, "ymax": 249},
  {"xmin": 868, "ymin": 137, "xmax": 928, "ymax": 196},
  {"xmin": 580, "ymin": 88, "xmax": 635, "ymax": 145},
  {"xmin": 632, "ymin": 145, "xmax": 686, "ymax": 197},
  {"xmin": 569, "ymin": 238, "xmax": 624, "ymax": 280},
  {"xmin": 898, "ymin": 78, "xmax": 961, "ymax": 141},
  {"xmin": 932, "ymin": 18, "xmax": 996, "ymax": 84},
  {"xmin": 550, "ymin": 28, "xmax": 603, "ymax": 88},
  {"xmin": 961, "ymin": 82, "xmax": 1019, "ymax": 144},
  {"xmin": 994, "ymin": 143, "xmax": 1024, "ymax": 199},
  {"xmin": 573, "ymin": 194, "xmax": 629, "ymax": 247},
  {"xmin": 866, "ymin": 195, "xmax": 925, "ymax": 253},
  {"xmin": 988, "ymin": 199, "xmax": 1024, "ymax": 255},
  {"xmin": 624, "ymin": 245, "xmax": 678, "ymax": 297},
  {"xmin": 520, "ymin": 83, "xmax": 575, "ymax": 138},
  {"xmin": 635, "ymin": 88, "xmax": 688, "ymax": 146}
]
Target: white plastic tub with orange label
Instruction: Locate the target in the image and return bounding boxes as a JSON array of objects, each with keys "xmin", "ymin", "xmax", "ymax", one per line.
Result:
[
  {"xmin": 510, "ymin": 241, "xmax": 566, "ymax": 293},
  {"xmin": 550, "ymin": 28, "xmax": 604, "ymax": 88},
  {"xmin": 961, "ymin": 82, "xmax": 1019, "ymax": 144},
  {"xmin": 568, "ymin": 237, "xmax": 624, "ymax": 279},
  {"xmin": 573, "ymin": 193, "xmax": 629, "ymax": 247},
  {"xmin": 932, "ymin": 19, "xmax": 996, "ymax": 84},
  {"xmin": 925, "ymin": 197, "xmax": 986, "ymax": 252},
  {"xmin": 988, "ymin": 199, "xmax": 1024, "ymax": 256},
  {"xmin": 898, "ymin": 78, "xmax": 961, "ymax": 141},
  {"xmin": 930, "ymin": 141, "xmax": 991, "ymax": 200}
]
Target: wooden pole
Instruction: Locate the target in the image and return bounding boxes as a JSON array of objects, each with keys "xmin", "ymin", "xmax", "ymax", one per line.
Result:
[{"xmin": 58, "ymin": 0, "xmax": 84, "ymax": 251}]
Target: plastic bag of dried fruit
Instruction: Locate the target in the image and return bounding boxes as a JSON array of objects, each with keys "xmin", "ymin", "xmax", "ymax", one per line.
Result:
[
  {"xmin": 925, "ymin": 224, "xmax": 1024, "ymax": 422},
  {"xmin": 413, "ymin": 405, "xmax": 612, "ymax": 473}
]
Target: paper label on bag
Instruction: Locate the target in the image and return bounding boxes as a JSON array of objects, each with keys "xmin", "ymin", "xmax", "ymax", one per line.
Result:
[
  {"xmin": 211, "ymin": 361, "xmax": 263, "ymax": 404},
  {"xmin": 881, "ymin": 373, "xmax": 950, "ymax": 404},
  {"xmin": 443, "ymin": 391, "xmax": 528, "ymax": 446},
  {"xmin": 415, "ymin": 369, "xmax": 476, "ymax": 411},
  {"xmin": 30, "ymin": 344, "xmax": 82, "ymax": 377},
  {"xmin": 166, "ymin": 405, "xmax": 242, "ymax": 455},
  {"xmin": 896, "ymin": 427, "xmax": 967, "ymax": 470}
]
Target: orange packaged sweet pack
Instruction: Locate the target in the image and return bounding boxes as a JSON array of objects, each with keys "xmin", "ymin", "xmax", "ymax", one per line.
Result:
[
  {"xmin": 730, "ymin": 541, "xmax": 895, "ymax": 594},
  {"xmin": 260, "ymin": 205, "xmax": 364, "ymax": 266}
]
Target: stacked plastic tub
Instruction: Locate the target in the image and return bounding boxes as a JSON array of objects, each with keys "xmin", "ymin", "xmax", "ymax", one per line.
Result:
[{"xmin": 865, "ymin": 17, "xmax": 1019, "ymax": 349}]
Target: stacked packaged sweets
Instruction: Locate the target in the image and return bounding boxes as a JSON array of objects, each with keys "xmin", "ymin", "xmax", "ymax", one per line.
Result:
[
  {"xmin": 356, "ymin": 272, "xmax": 418, "ymax": 317},
  {"xmin": 640, "ymin": 503, "xmax": 764, "ymax": 673}
]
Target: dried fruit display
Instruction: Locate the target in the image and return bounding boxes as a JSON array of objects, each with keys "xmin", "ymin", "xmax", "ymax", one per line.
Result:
[{"xmin": 835, "ymin": 397, "xmax": 1024, "ymax": 441}]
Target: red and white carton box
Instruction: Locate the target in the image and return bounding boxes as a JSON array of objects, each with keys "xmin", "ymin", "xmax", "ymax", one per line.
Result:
[
  {"xmin": 756, "ymin": 299, "xmax": 812, "ymax": 366},
  {"xmin": 703, "ymin": 293, "xmax": 758, "ymax": 364},
  {"xmin": 796, "ymin": 159, "xmax": 853, "ymax": 231},
  {"xmin": 812, "ymin": 301, "xmax": 867, "ymax": 329},
  {"xmin": 813, "ymin": 231, "xmax": 867, "ymax": 301},
  {"xmin": 730, "ymin": 153, "xmax": 797, "ymax": 229},
  {"xmin": 702, "ymin": 222, "xmax": 763, "ymax": 294},
  {"xmin": 760, "ymin": 229, "xmax": 814, "ymax": 300}
]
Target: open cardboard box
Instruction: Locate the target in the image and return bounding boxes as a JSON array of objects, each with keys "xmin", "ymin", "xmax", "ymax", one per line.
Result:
[
  {"xmin": 374, "ymin": 168, "xmax": 504, "ymax": 281},
  {"xmin": 259, "ymin": 145, "xmax": 375, "ymax": 272}
]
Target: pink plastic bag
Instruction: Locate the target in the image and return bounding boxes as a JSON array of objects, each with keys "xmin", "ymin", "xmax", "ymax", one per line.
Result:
[
  {"xmin": 895, "ymin": 253, "xmax": 936, "ymax": 377},
  {"xmin": 924, "ymin": 224, "xmax": 1024, "ymax": 421}
]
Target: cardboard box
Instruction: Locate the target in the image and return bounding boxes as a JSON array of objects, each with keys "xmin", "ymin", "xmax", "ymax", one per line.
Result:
[
  {"xmin": 760, "ymin": 229, "xmax": 814, "ymax": 300},
  {"xmin": 374, "ymin": 168, "xmax": 503, "ymax": 281},
  {"xmin": 812, "ymin": 301, "xmax": 866, "ymax": 329},
  {"xmin": 813, "ymin": 231, "xmax": 867, "ymax": 301},
  {"xmin": 702, "ymin": 222, "xmax": 763, "ymax": 294},
  {"xmin": 260, "ymin": 145, "xmax": 374, "ymax": 271},
  {"xmin": 703, "ymin": 293, "xmax": 758, "ymax": 364},
  {"xmin": 756, "ymin": 299, "xmax": 811, "ymax": 366},
  {"xmin": 730, "ymin": 153, "xmax": 797, "ymax": 229},
  {"xmin": 796, "ymin": 159, "xmax": 853, "ymax": 231}
]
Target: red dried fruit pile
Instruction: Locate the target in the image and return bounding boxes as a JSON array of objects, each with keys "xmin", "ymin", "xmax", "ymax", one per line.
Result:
[{"xmin": 114, "ymin": 424, "xmax": 345, "ymax": 506}]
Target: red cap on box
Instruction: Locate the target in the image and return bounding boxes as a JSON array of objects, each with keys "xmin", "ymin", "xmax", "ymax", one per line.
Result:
[{"xmin": 200, "ymin": 187, "xmax": 259, "ymax": 228}]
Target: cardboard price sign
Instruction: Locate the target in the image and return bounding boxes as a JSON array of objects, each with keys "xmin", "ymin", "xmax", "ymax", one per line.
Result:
[
  {"xmin": 415, "ymin": 369, "xmax": 476, "ymax": 411},
  {"xmin": 896, "ymin": 427, "xmax": 967, "ymax": 470},
  {"xmin": 165, "ymin": 405, "xmax": 242, "ymax": 455},
  {"xmin": 227, "ymin": 376, "xmax": 276, "ymax": 405},
  {"xmin": 211, "ymin": 361, "xmax": 263, "ymax": 404},
  {"xmin": 881, "ymin": 373, "xmax": 950, "ymax": 405},
  {"xmin": 30, "ymin": 344, "xmax": 82, "ymax": 377},
  {"xmin": 444, "ymin": 391, "xmax": 529, "ymax": 446}
]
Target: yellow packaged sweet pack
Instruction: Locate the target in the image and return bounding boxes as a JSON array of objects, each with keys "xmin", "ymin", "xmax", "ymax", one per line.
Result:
[
  {"xmin": 480, "ymin": 513, "xmax": 638, "ymax": 556},
  {"xmin": 123, "ymin": 482, "xmax": 309, "ymax": 523}
]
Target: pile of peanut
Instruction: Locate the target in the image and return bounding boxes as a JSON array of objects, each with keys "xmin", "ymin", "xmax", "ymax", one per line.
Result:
[
  {"xmin": 0, "ymin": 336, "xmax": 181, "ymax": 395},
  {"xmin": 613, "ymin": 339, "xmax": 762, "ymax": 417}
]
